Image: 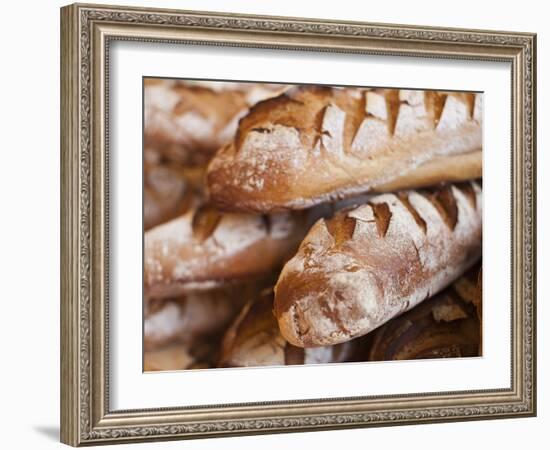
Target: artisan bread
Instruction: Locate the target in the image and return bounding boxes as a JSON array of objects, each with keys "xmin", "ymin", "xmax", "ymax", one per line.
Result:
[
  {"xmin": 206, "ymin": 86, "xmax": 482, "ymax": 212},
  {"xmin": 144, "ymin": 205, "xmax": 315, "ymax": 299},
  {"xmin": 218, "ymin": 289, "xmax": 359, "ymax": 367},
  {"xmin": 274, "ymin": 181, "xmax": 482, "ymax": 347},
  {"xmin": 368, "ymin": 265, "xmax": 481, "ymax": 360},
  {"xmin": 144, "ymin": 79, "xmax": 287, "ymax": 164}
]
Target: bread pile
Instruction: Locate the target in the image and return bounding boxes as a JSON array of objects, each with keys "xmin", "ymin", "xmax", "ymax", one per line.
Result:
[{"xmin": 143, "ymin": 79, "xmax": 483, "ymax": 370}]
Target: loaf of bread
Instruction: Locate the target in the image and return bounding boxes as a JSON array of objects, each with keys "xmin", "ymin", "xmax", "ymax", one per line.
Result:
[
  {"xmin": 274, "ymin": 181, "xmax": 482, "ymax": 347},
  {"xmin": 368, "ymin": 265, "xmax": 481, "ymax": 360},
  {"xmin": 144, "ymin": 286, "xmax": 250, "ymax": 351},
  {"xmin": 144, "ymin": 205, "xmax": 317, "ymax": 299},
  {"xmin": 218, "ymin": 289, "xmax": 360, "ymax": 367},
  {"xmin": 144, "ymin": 79, "xmax": 287, "ymax": 165},
  {"xmin": 206, "ymin": 86, "xmax": 482, "ymax": 212}
]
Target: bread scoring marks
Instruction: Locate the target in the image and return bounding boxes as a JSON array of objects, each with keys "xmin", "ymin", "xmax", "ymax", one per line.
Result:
[
  {"xmin": 436, "ymin": 94, "xmax": 474, "ymax": 132},
  {"xmin": 320, "ymin": 103, "xmax": 346, "ymax": 156},
  {"xmin": 276, "ymin": 182, "xmax": 482, "ymax": 346},
  {"xmin": 396, "ymin": 192, "xmax": 427, "ymax": 234},
  {"xmin": 394, "ymin": 90, "xmax": 432, "ymax": 137},
  {"xmin": 346, "ymin": 202, "xmax": 391, "ymax": 238},
  {"xmin": 425, "ymin": 91, "xmax": 448, "ymax": 127},
  {"xmin": 350, "ymin": 117, "xmax": 389, "ymax": 155},
  {"xmin": 371, "ymin": 203, "xmax": 392, "ymax": 237},
  {"xmin": 350, "ymin": 193, "xmax": 433, "ymax": 270},
  {"xmin": 366, "ymin": 89, "xmax": 400, "ymax": 134},
  {"xmin": 350, "ymin": 90, "xmax": 390, "ymax": 155},
  {"xmin": 366, "ymin": 90, "xmax": 389, "ymax": 119},
  {"xmin": 422, "ymin": 186, "xmax": 459, "ymax": 230},
  {"xmin": 351, "ymin": 89, "xmax": 478, "ymax": 156}
]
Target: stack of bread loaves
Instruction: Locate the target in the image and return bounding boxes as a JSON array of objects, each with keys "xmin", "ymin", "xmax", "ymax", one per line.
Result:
[{"xmin": 143, "ymin": 80, "xmax": 483, "ymax": 370}]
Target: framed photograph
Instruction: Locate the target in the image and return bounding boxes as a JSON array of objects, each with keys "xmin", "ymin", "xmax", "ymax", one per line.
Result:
[{"xmin": 60, "ymin": 3, "xmax": 536, "ymax": 446}]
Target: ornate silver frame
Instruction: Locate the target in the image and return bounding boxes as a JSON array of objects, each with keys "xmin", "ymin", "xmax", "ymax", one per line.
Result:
[{"xmin": 60, "ymin": 3, "xmax": 536, "ymax": 446}]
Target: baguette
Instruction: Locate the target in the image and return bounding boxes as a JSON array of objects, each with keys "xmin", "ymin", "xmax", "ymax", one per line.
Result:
[
  {"xmin": 144, "ymin": 206, "xmax": 313, "ymax": 299},
  {"xmin": 144, "ymin": 79, "xmax": 287, "ymax": 164},
  {"xmin": 206, "ymin": 86, "xmax": 482, "ymax": 212},
  {"xmin": 368, "ymin": 265, "xmax": 481, "ymax": 360},
  {"xmin": 218, "ymin": 289, "xmax": 359, "ymax": 367},
  {"xmin": 274, "ymin": 181, "xmax": 482, "ymax": 347}
]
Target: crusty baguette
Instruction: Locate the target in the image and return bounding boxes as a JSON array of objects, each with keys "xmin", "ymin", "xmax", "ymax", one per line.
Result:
[
  {"xmin": 368, "ymin": 265, "xmax": 481, "ymax": 360},
  {"xmin": 144, "ymin": 287, "xmax": 249, "ymax": 351},
  {"xmin": 144, "ymin": 205, "xmax": 315, "ymax": 299},
  {"xmin": 206, "ymin": 86, "xmax": 482, "ymax": 212},
  {"xmin": 144, "ymin": 79, "xmax": 287, "ymax": 164},
  {"xmin": 218, "ymin": 289, "xmax": 359, "ymax": 367},
  {"xmin": 274, "ymin": 181, "xmax": 482, "ymax": 347}
]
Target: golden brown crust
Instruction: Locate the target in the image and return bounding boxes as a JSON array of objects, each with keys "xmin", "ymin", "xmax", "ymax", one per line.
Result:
[
  {"xmin": 274, "ymin": 182, "xmax": 482, "ymax": 347},
  {"xmin": 144, "ymin": 206, "xmax": 314, "ymax": 299},
  {"xmin": 368, "ymin": 265, "xmax": 481, "ymax": 361},
  {"xmin": 206, "ymin": 86, "xmax": 482, "ymax": 212}
]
